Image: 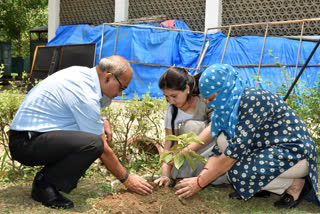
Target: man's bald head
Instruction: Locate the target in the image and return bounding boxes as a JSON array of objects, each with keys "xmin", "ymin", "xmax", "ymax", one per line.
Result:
[
  {"xmin": 98, "ymin": 55, "xmax": 132, "ymax": 77},
  {"xmin": 97, "ymin": 55, "xmax": 133, "ymax": 98}
]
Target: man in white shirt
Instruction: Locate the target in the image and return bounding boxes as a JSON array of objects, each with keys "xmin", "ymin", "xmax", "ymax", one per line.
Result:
[{"xmin": 9, "ymin": 55, "xmax": 153, "ymax": 209}]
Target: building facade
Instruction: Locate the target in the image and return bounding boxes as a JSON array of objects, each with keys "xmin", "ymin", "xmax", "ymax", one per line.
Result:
[{"xmin": 49, "ymin": 0, "xmax": 320, "ymax": 41}]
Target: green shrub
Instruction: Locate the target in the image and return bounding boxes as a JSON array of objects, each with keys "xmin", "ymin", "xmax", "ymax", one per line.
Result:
[
  {"xmin": 0, "ymin": 64, "xmax": 3, "ymax": 89},
  {"xmin": 275, "ymin": 71, "xmax": 320, "ymax": 151},
  {"xmin": 101, "ymin": 91, "xmax": 167, "ymax": 174},
  {"xmin": 0, "ymin": 84, "xmax": 27, "ymax": 180},
  {"xmin": 0, "ymin": 65, "xmax": 38, "ymax": 180},
  {"xmin": 263, "ymin": 50, "xmax": 320, "ymax": 152}
]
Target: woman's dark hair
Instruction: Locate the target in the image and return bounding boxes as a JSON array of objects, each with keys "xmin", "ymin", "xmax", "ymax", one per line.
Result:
[
  {"xmin": 158, "ymin": 67, "xmax": 201, "ymax": 138},
  {"xmin": 159, "ymin": 67, "xmax": 199, "ymax": 97}
]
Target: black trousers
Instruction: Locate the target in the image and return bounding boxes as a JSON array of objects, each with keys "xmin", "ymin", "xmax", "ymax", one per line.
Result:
[{"xmin": 9, "ymin": 130, "xmax": 104, "ymax": 193}]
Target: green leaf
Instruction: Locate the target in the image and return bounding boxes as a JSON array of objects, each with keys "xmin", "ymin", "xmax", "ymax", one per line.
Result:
[
  {"xmin": 184, "ymin": 153, "xmax": 195, "ymax": 171},
  {"xmin": 174, "ymin": 154, "xmax": 184, "ymax": 170},
  {"xmin": 164, "ymin": 153, "xmax": 173, "ymax": 163},
  {"xmin": 186, "ymin": 137, "xmax": 204, "ymax": 145},
  {"xmin": 159, "ymin": 151, "xmax": 172, "ymax": 163},
  {"xmin": 177, "ymin": 133, "xmax": 188, "ymax": 139},
  {"xmin": 145, "ymin": 101, "xmax": 154, "ymax": 108},
  {"xmin": 186, "ymin": 131, "xmax": 197, "ymax": 138},
  {"xmin": 275, "ymin": 62, "xmax": 281, "ymax": 66},
  {"xmin": 165, "ymin": 135, "xmax": 180, "ymax": 141},
  {"xmin": 171, "ymin": 144, "xmax": 184, "ymax": 150},
  {"xmin": 190, "ymin": 151, "xmax": 206, "ymax": 164},
  {"xmin": 0, "ymin": 149, "xmax": 8, "ymax": 170},
  {"xmin": 130, "ymin": 113, "xmax": 135, "ymax": 121}
]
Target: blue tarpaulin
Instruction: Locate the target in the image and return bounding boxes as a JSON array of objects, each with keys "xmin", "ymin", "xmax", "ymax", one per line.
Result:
[{"xmin": 47, "ymin": 21, "xmax": 320, "ymax": 100}]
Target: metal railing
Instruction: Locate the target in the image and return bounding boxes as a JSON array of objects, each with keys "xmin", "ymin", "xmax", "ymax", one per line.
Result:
[{"xmin": 98, "ymin": 18, "xmax": 320, "ymax": 87}]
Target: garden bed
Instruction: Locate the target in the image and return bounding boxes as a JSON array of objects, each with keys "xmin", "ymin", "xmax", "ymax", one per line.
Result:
[{"xmin": 96, "ymin": 184, "xmax": 223, "ymax": 214}]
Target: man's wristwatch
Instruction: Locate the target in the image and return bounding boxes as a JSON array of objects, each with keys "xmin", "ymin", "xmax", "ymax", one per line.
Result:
[{"xmin": 101, "ymin": 116, "xmax": 108, "ymax": 121}]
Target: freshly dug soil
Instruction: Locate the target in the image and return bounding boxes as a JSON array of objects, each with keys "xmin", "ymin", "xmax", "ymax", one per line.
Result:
[{"xmin": 96, "ymin": 184, "xmax": 224, "ymax": 214}]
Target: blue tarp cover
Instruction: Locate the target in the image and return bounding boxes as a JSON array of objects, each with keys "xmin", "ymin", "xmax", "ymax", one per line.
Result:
[{"xmin": 47, "ymin": 21, "xmax": 320, "ymax": 100}]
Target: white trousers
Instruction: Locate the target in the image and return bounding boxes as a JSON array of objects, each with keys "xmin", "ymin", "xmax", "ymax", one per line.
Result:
[{"xmin": 217, "ymin": 132, "xmax": 308, "ymax": 195}]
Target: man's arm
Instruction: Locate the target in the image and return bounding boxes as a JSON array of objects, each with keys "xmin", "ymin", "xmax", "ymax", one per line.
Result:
[
  {"xmin": 101, "ymin": 117, "xmax": 112, "ymax": 144},
  {"xmin": 99, "ymin": 134, "xmax": 153, "ymax": 195}
]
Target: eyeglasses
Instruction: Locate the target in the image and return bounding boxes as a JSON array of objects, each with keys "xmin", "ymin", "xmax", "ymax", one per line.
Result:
[{"xmin": 112, "ymin": 73, "xmax": 127, "ymax": 91}]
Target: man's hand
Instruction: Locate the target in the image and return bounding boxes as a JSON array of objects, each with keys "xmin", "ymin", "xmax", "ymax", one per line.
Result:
[
  {"xmin": 125, "ymin": 174, "xmax": 153, "ymax": 195},
  {"xmin": 103, "ymin": 119, "xmax": 112, "ymax": 144},
  {"xmin": 174, "ymin": 177, "xmax": 201, "ymax": 198}
]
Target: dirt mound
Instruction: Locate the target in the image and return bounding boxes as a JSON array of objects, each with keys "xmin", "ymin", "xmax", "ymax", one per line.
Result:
[{"xmin": 96, "ymin": 185, "xmax": 224, "ymax": 214}]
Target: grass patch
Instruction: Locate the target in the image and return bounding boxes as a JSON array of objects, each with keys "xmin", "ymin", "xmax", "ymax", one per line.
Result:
[
  {"xmin": 200, "ymin": 185, "xmax": 320, "ymax": 214},
  {"xmin": 0, "ymin": 170, "xmax": 319, "ymax": 213},
  {"xmin": 0, "ymin": 174, "xmax": 109, "ymax": 214}
]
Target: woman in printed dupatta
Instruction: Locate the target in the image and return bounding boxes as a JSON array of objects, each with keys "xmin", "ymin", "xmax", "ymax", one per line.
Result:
[{"xmin": 174, "ymin": 64, "xmax": 319, "ymax": 209}]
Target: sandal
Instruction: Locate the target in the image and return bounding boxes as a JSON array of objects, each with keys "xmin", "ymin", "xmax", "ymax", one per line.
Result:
[{"xmin": 274, "ymin": 178, "xmax": 312, "ymax": 209}]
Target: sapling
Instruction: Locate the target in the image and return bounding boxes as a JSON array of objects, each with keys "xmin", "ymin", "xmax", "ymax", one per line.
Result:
[{"xmin": 159, "ymin": 131, "xmax": 206, "ymax": 171}]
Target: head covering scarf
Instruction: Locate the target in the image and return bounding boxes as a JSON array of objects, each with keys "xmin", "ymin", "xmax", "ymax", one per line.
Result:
[{"xmin": 199, "ymin": 64, "xmax": 247, "ymax": 139}]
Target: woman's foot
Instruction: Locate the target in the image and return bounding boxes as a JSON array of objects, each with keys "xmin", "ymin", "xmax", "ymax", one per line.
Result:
[
  {"xmin": 286, "ymin": 178, "xmax": 305, "ymax": 200},
  {"xmin": 274, "ymin": 178, "xmax": 312, "ymax": 209}
]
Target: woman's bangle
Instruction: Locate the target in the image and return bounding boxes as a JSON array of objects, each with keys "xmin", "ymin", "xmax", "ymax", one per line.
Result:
[
  {"xmin": 199, "ymin": 167, "xmax": 208, "ymax": 176},
  {"xmin": 197, "ymin": 175, "xmax": 205, "ymax": 189},
  {"xmin": 161, "ymin": 175, "xmax": 171, "ymax": 183},
  {"xmin": 120, "ymin": 172, "xmax": 129, "ymax": 184}
]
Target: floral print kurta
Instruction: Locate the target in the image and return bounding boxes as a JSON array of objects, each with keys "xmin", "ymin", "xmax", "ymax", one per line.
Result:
[
  {"xmin": 217, "ymin": 87, "xmax": 319, "ymax": 203},
  {"xmin": 199, "ymin": 64, "xmax": 319, "ymax": 205}
]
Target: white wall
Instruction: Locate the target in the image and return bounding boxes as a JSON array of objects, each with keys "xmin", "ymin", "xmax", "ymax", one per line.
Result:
[
  {"xmin": 205, "ymin": 0, "xmax": 222, "ymax": 33},
  {"xmin": 115, "ymin": 0, "xmax": 129, "ymax": 22},
  {"xmin": 48, "ymin": 0, "xmax": 60, "ymax": 42},
  {"xmin": 48, "ymin": 0, "xmax": 221, "ymax": 41},
  {"xmin": 115, "ymin": 0, "xmax": 223, "ymax": 31}
]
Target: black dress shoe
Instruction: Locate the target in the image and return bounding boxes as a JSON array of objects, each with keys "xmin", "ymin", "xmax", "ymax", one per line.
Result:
[
  {"xmin": 274, "ymin": 178, "xmax": 312, "ymax": 209},
  {"xmin": 229, "ymin": 190, "xmax": 271, "ymax": 200},
  {"xmin": 31, "ymin": 172, "xmax": 74, "ymax": 209}
]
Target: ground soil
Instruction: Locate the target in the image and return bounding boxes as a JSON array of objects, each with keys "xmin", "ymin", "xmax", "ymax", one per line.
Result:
[{"xmin": 96, "ymin": 184, "xmax": 224, "ymax": 214}]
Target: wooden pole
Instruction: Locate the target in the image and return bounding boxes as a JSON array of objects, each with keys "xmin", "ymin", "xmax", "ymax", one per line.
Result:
[
  {"xmin": 98, "ymin": 23, "xmax": 106, "ymax": 61},
  {"xmin": 294, "ymin": 22, "xmax": 305, "ymax": 79},
  {"xmin": 255, "ymin": 24, "xmax": 269, "ymax": 87},
  {"xmin": 221, "ymin": 26, "xmax": 232, "ymax": 64}
]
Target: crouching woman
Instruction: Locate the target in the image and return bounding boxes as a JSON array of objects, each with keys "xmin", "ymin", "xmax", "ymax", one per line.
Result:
[{"xmin": 175, "ymin": 64, "xmax": 320, "ymax": 209}]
